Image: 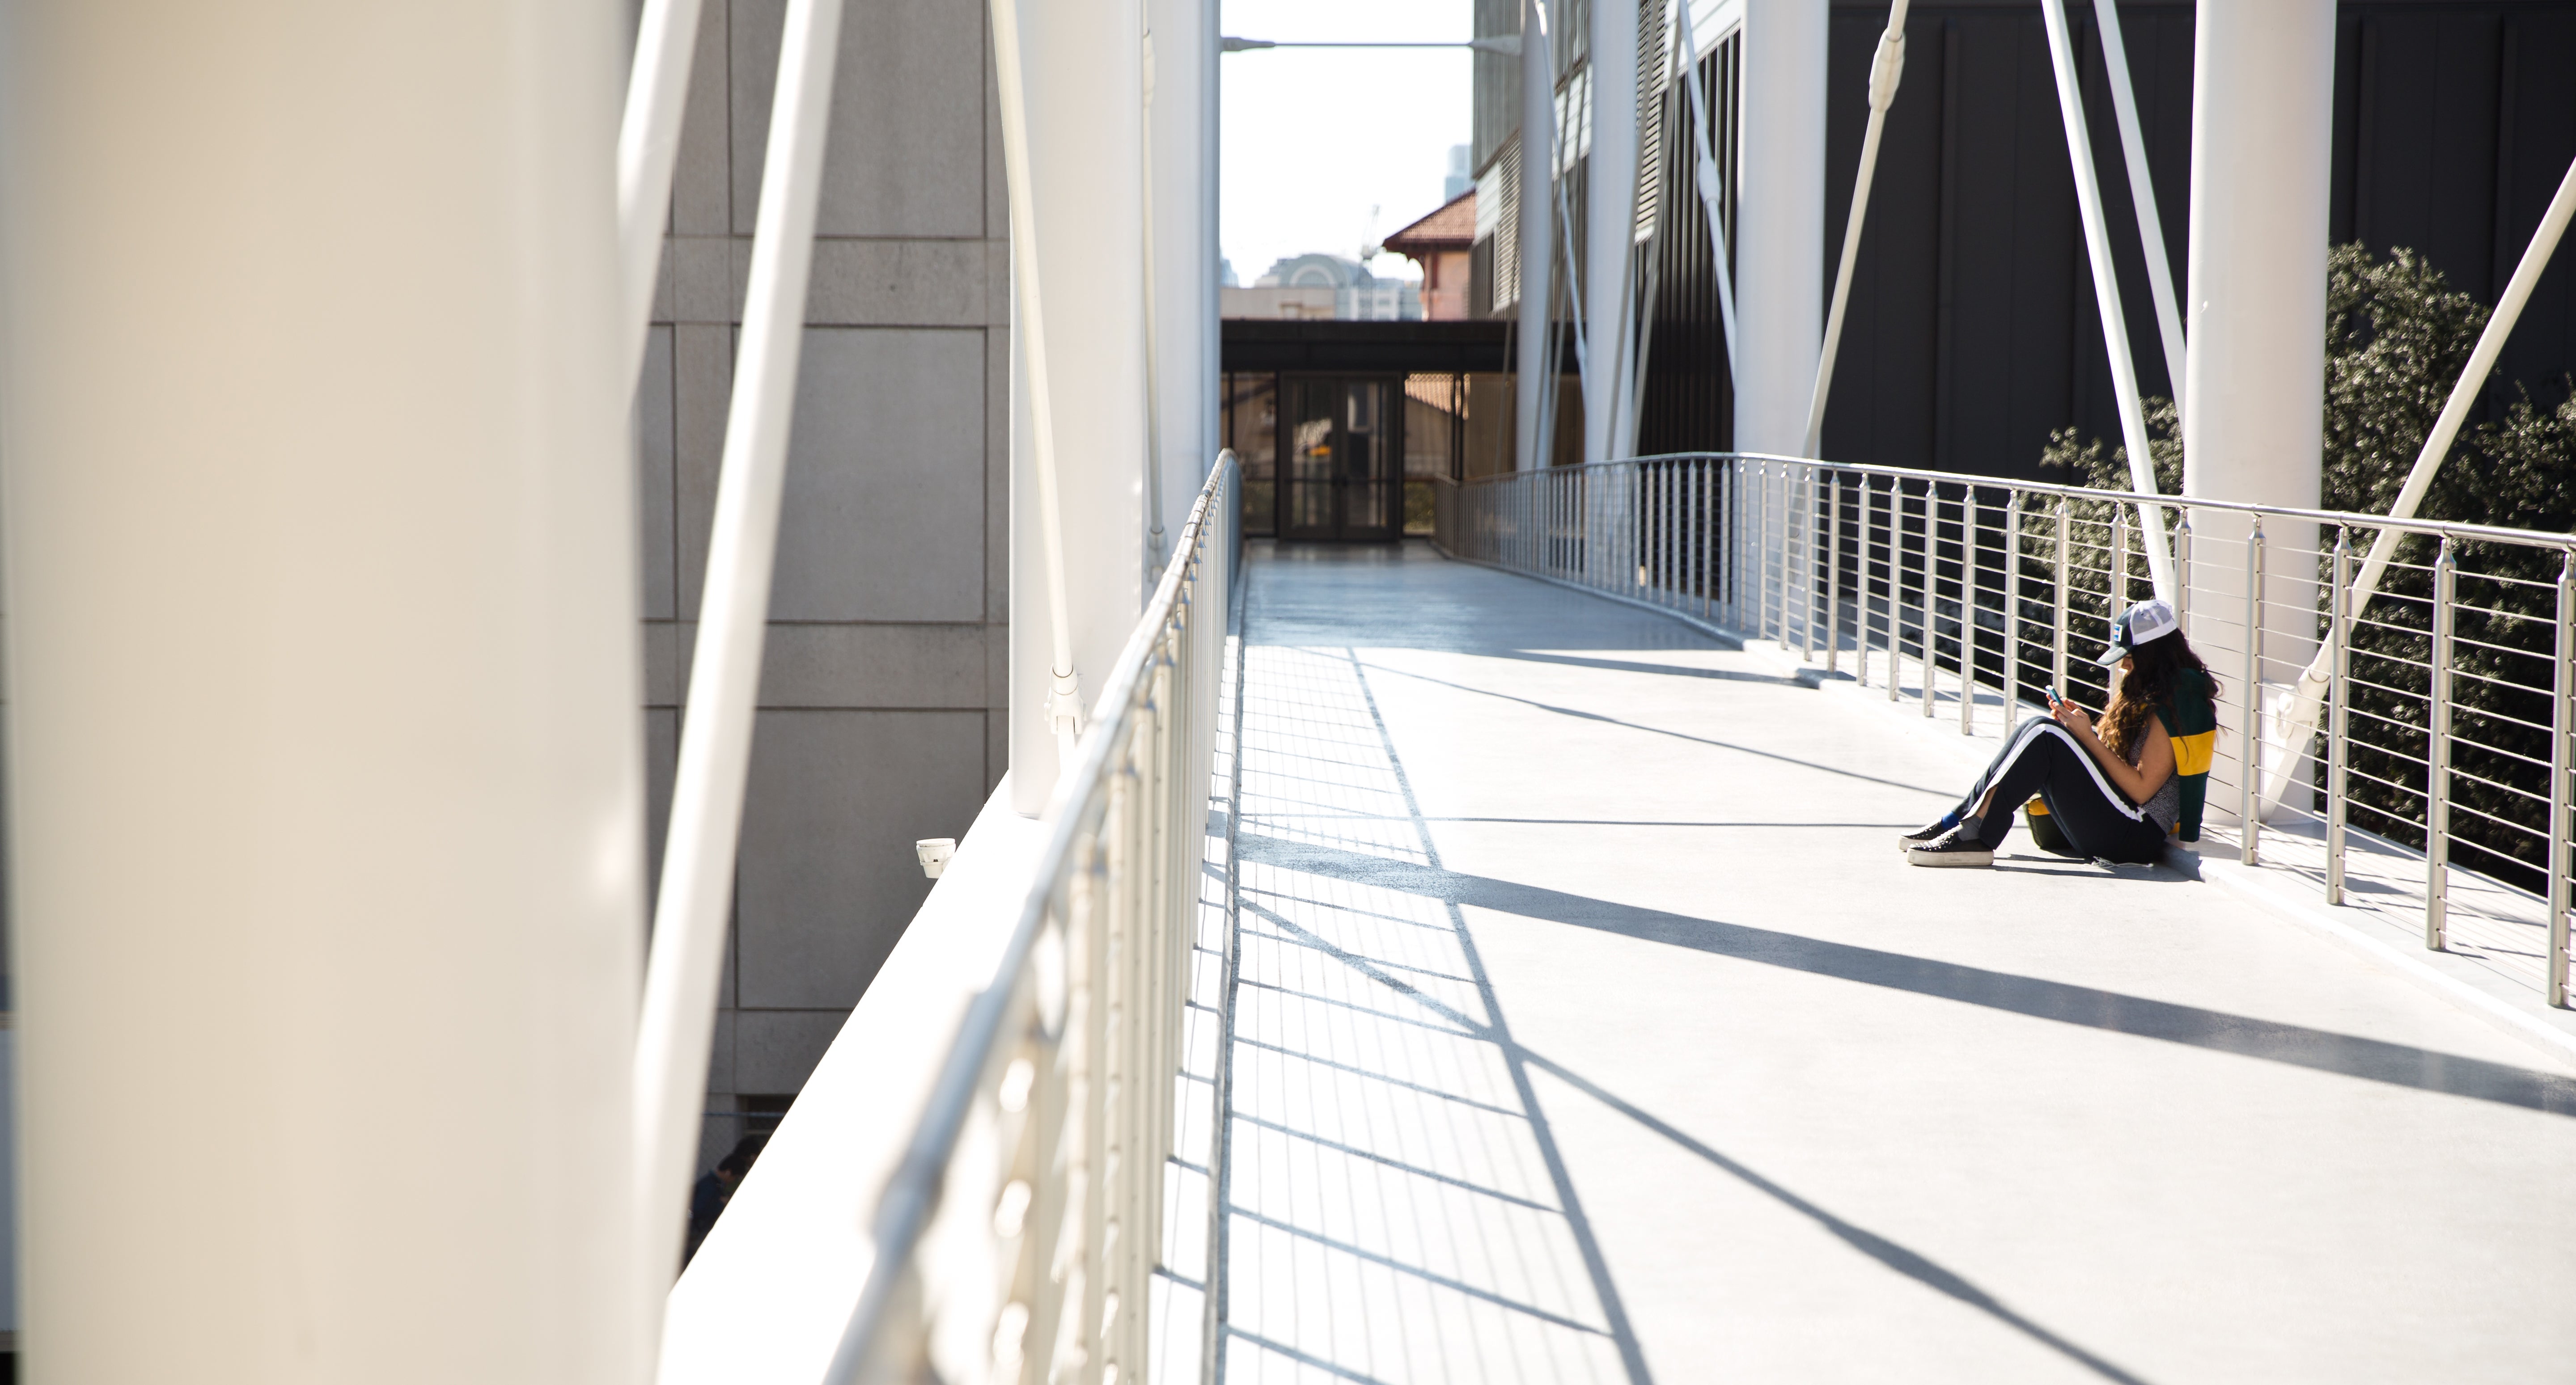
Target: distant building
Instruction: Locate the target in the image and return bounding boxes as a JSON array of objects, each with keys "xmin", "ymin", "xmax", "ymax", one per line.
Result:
[
  {"xmin": 1443, "ymin": 144, "xmax": 1472, "ymax": 202},
  {"xmin": 1222, "ymin": 253, "xmax": 1421, "ymax": 321},
  {"xmin": 1383, "ymin": 191, "xmax": 1475, "ymax": 321}
]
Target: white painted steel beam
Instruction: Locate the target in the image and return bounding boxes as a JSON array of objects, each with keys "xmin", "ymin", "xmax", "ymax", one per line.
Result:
[
  {"xmin": 2093, "ymin": 0, "xmax": 2186, "ymax": 415},
  {"xmin": 1583, "ymin": 0, "xmax": 1640, "ymax": 467},
  {"xmin": 2269, "ymin": 151, "xmax": 2576, "ymax": 809},
  {"xmin": 1804, "ymin": 0, "xmax": 1910, "ymax": 462},
  {"xmin": 2041, "ymin": 0, "xmax": 2174, "ymax": 603},
  {"xmin": 1517, "ymin": 0, "xmax": 1559, "ymax": 470},
  {"xmin": 0, "ymin": 4, "xmax": 644, "ymax": 1381},
  {"xmin": 1676, "ymin": 0, "xmax": 1741, "ymax": 395},
  {"xmin": 638, "ymin": 0, "xmax": 847, "ymax": 1347},
  {"xmin": 1734, "ymin": 0, "xmax": 1825, "ymax": 456},
  {"xmin": 619, "ymin": 0, "xmax": 711, "ymax": 388},
  {"xmin": 1006, "ymin": 0, "xmax": 1154, "ymax": 812}
]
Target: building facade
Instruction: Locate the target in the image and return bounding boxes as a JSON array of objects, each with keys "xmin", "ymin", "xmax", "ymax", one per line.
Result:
[{"xmin": 635, "ymin": 0, "xmax": 1014, "ymax": 1174}]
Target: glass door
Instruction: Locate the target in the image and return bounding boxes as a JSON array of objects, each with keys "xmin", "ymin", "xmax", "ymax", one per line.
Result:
[
  {"xmin": 1338, "ymin": 380, "xmax": 1396, "ymax": 540},
  {"xmin": 1279, "ymin": 377, "xmax": 1399, "ymax": 541},
  {"xmin": 1284, "ymin": 379, "xmax": 1339, "ymax": 539}
]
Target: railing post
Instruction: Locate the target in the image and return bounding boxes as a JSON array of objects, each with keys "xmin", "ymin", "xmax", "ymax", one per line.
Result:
[
  {"xmin": 2426, "ymin": 536, "xmax": 2456, "ymax": 949},
  {"xmin": 1856, "ymin": 476, "xmax": 1875, "ymax": 687},
  {"xmin": 1767, "ymin": 462, "xmax": 1783, "ymax": 642},
  {"xmin": 1541, "ymin": 468, "xmax": 1551, "ymax": 574},
  {"xmin": 1921, "ymin": 481, "xmax": 1936, "ymax": 719},
  {"xmin": 1699, "ymin": 460, "xmax": 1712, "ymax": 619},
  {"xmin": 1670, "ymin": 462, "xmax": 1682, "ymax": 608},
  {"xmin": 2053, "ymin": 497, "xmax": 2072, "ymax": 697},
  {"xmin": 2240, "ymin": 516, "xmax": 2266, "ymax": 866},
  {"xmin": 2175, "ymin": 516, "xmax": 2193, "ymax": 628},
  {"xmin": 1894, "ymin": 480, "xmax": 1908, "ymax": 704},
  {"xmin": 2327, "ymin": 528, "xmax": 2351, "ymax": 905},
  {"xmin": 2003, "ymin": 489, "xmax": 2022, "ymax": 714},
  {"xmin": 1826, "ymin": 471, "xmax": 1843, "ymax": 675},
  {"xmin": 2550, "ymin": 548, "xmax": 2573, "ymax": 1006},
  {"xmin": 1726, "ymin": 460, "xmax": 1740, "ymax": 627},
  {"xmin": 1802, "ymin": 465, "xmax": 1819, "ymax": 661},
  {"xmin": 2112, "ymin": 504, "xmax": 2131, "ymax": 620},
  {"xmin": 1947, "ymin": 484, "xmax": 1968, "ymax": 736}
]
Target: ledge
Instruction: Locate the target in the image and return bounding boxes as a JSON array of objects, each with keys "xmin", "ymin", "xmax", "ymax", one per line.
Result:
[{"xmin": 658, "ymin": 779, "xmax": 1048, "ymax": 1385}]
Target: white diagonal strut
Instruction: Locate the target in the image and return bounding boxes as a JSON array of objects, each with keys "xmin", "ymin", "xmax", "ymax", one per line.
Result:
[
  {"xmin": 2262, "ymin": 151, "xmax": 2576, "ymax": 808},
  {"xmin": 635, "ymin": 0, "xmax": 845, "ymax": 1358},
  {"xmin": 1802, "ymin": 0, "xmax": 1910, "ymax": 461},
  {"xmin": 619, "ymin": 0, "xmax": 710, "ymax": 390},
  {"xmin": 2092, "ymin": 0, "xmax": 2186, "ymax": 418},
  {"xmin": 2041, "ymin": 0, "xmax": 2175, "ymax": 602},
  {"xmin": 1675, "ymin": 0, "xmax": 1739, "ymax": 392}
]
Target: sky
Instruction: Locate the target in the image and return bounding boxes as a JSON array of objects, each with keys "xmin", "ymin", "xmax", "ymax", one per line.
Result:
[{"xmin": 1219, "ymin": 0, "xmax": 1474, "ymax": 285}]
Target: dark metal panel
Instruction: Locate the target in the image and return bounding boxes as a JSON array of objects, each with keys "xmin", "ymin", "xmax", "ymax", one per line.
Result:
[
  {"xmin": 1571, "ymin": 0, "xmax": 2576, "ymax": 478},
  {"xmin": 1220, "ymin": 320, "xmax": 1557, "ymax": 374}
]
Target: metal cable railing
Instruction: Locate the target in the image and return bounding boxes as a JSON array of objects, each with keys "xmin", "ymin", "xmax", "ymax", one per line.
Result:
[
  {"xmin": 1435, "ymin": 452, "xmax": 2576, "ymax": 1006},
  {"xmin": 821, "ymin": 452, "xmax": 1235, "ymax": 1384}
]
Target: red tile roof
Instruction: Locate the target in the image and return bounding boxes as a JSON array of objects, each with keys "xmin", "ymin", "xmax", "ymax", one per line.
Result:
[{"xmin": 1384, "ymin": 190, "xmax": 1476, "ymax": 254}]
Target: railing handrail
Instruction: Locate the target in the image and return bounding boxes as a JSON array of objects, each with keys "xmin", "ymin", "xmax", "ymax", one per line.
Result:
[
  {"xmin": 1446, "ymin": 452, "xmax": 2576, "ymax": 553},
  {"xmin": 819, "ymin": 450, "xmax": 1237, "ymax": 1380}
]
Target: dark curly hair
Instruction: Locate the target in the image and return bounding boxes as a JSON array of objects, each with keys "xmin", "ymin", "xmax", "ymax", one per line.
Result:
[{"xmin": 2101, "ymin": 628, "xmax": 2219, "ymax": 760}]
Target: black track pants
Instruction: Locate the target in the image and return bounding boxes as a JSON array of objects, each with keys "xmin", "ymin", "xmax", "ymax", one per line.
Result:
[{"xmin": 1949, "ymin": 716, "xmax": 2169, "ymax": 864}]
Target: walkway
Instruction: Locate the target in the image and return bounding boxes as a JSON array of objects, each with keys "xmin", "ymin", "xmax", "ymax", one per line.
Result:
[{"xmin": 1206, "ymin": 541, "xmax": 2576, "ymax": 1384}]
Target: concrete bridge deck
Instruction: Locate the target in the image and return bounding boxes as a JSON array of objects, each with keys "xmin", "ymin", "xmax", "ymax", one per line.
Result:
[{"xmin": 1197, "ymin": 540, "xmax": 2576, "ymax": 1384}]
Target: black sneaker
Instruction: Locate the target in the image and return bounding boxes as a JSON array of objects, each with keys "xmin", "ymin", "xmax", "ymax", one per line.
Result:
[
  {"xmin": 1907, "ymin": 830, "xmax": 1994, "ymax": 868},
  {"xmin": 1896, "ymin": 814, "xmax": 1960, "ymax": 853}
]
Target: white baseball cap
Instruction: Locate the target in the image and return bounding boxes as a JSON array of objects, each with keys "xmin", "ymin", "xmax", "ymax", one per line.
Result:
[{"xmin": 2096, "ymin": 598, "xmax": 2179, "ymax": 666}]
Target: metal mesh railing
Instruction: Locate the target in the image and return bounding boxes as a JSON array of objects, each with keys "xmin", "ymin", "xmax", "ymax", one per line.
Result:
[
  {"xmin": 1435, "ymin": 453, "xmax": 2576, "ymax": 1007},
  {"xmin": 825, "ymin": 454, "xmax": 1235, "ymax": 1384}
]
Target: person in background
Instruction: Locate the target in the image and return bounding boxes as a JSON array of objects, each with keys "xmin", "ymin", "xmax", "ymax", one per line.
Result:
[{"xmin": 684, "ymin": 1132, "xmax": 769, "ymax": 1265}]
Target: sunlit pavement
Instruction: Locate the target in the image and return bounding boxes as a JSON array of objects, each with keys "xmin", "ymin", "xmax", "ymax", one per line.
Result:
[{"xmin": 1205, "ymin": 540, "xmax": 2576, "ymax": 1385}]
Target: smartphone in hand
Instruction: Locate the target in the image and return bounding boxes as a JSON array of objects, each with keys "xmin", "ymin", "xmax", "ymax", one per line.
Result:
[{"xmin": 2044, "ymin": 685, "xmax": 2063, "ymax": 708}]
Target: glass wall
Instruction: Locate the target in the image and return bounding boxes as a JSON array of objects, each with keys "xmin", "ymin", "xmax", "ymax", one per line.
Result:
[
  {"xmin": 1223, "ymin": 370, "xmax": 1477, "ymax": 540},
  {"xmin": 1220, "ymin": 372, "xmax": 1278, "ymax": 536}
]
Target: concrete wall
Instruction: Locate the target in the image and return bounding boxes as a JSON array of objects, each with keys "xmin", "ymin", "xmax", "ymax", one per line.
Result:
[{"xmin": 635, "ymin": 0, "xmax": 1011, "ymax": 1171}]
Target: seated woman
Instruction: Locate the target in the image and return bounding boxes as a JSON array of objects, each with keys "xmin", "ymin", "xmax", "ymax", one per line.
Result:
[{"xmin": 1902, "ymin": 598, "xmax": 2218, "ymax": 867}]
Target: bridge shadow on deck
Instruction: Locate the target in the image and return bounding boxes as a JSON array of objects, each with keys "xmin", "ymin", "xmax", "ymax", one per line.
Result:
[{"xmin": 1237, "ymin": 832, "xmax": 2576, "ymax": 1119}]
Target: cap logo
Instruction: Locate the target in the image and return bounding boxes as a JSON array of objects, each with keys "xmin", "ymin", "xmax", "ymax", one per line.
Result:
[{"xmin": 2097, "ymin": 598, "xmax": 2179, "ymax": 665}]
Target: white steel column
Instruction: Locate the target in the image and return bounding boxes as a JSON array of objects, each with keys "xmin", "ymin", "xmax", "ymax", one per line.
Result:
[
  {"xmin": 2182, "ymin": 0, "xmax": 2333, "ymax": 822},
  {"xmin": 1517, "ymin": 0, "xmax": 1559, "ymax": 470},
  {"xmin": 1199, "ymin": 0, "xmax": 1224, "ymax": 466},
  {"xmin": 1148, "ymin": 0, "xmax": 1218, "ymax": 541},
  {"xmin": 0, "ymin": 4, "xmax": 643, "ymax": 1383},
  {"xmin": 1010, "ymin": 0, "xmax": 1154, "ymax": 814},
  {"xmin": 1583, "ymin": 0, "xmax": 1640, "ymax": 466},
  {"xmin": 1735, "ymin": 0, "xmax": 1827, "ymax": 456}
]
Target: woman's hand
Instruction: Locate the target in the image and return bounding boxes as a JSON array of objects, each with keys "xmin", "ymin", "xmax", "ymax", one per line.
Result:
[{"xmin": 2052, "ymin": 699, "xmax": 2096, "ymax": 740}]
